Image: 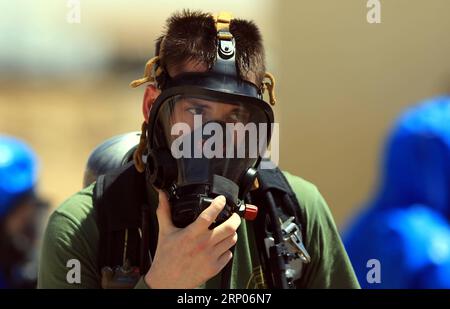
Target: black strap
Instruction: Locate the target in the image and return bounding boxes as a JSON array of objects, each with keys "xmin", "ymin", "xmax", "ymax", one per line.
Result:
[
  {"xmin": 93, "ymin": 162, "xmax": 157, "ymax": 275},
  {"xmin": 255, "ymin": 166, "xmax": 307, "ymax": 238},
  {"xmin": 249, "ymin": 165, "xmax": 308, "ymax": 288}
]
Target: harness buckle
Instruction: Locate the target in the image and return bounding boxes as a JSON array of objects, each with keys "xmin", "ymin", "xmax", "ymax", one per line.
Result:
[{"xmin": 281, "ymin": 217, "xmax": 311, "ymax": 263}]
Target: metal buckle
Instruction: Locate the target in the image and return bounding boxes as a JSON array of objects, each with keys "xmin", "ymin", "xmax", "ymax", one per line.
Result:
[
  {"xmin": 281, "ymin": 217, "xmax": 311, "ymax": 263},
  {"xmin": 263, "ymin": 216, "xmax": 311, "ymax": 285}
]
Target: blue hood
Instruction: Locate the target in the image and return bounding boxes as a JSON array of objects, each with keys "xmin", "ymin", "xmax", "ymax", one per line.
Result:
[
  {"xmin": 374, "ymin": 96, "xmax": 450, "ymax": 218},
  {"xmin": 343, "ymin": 96, "xmax": 450, "ymax": 288}
]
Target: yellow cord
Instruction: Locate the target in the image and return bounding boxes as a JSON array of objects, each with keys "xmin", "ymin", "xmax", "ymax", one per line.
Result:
[
  {"xmin": 129, "ymin": 56, "xmax": 160, "ymax": 88},
  {"xmin": 262, "ymin": 72, "xmax": 277, "ymax": 106}
]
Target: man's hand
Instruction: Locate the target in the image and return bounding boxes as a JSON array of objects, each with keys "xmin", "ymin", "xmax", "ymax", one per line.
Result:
[{"xmin": 144, "ymin": 190, "xmax": 241, "ymax": 289}]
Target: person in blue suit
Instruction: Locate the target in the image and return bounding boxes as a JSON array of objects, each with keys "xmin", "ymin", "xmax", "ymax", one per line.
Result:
[
  {"xmin": 0, "ymin": 135, "xmax": 47, "ymax": 288},
  {"xmin": 344, "ymin": 96, "xmax": 450, "ymax": 288}
]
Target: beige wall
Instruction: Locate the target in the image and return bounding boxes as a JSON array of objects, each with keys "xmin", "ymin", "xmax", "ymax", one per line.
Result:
[{"xmin": 276, "ymin": 0, "xmax": 450, "ymax": 226}]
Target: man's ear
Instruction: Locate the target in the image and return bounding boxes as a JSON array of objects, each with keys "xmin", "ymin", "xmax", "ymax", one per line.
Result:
[{"xmin": 142, "ymin": 84, "xmax": 161, "ymax": 123}]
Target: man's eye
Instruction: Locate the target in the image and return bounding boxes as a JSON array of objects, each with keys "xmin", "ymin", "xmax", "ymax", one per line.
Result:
[
  {"xmin": 186, "ymin": 107, "xmax": 204, "ymax": 115},
  {"xmin": 228, "ymin": 111, "xmax": 248, "ymax": 122}
]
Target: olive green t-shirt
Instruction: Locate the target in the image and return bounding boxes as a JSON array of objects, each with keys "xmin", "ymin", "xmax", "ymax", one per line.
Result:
[{"xmin": 37, "ymin": 171, "xmax": 360, "ymax": 289}]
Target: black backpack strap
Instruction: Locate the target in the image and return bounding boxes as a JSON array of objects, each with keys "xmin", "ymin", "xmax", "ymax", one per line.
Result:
[
  {"xmin": 93, "ymin": 162, "xmax": 158, "ymax": 288},
  {"xmin": 249, "ymin": 164, "xmax": 310, "ymax": 288},
  {"xmin": 256, "ymin": 167, "xmax": 307, "ymax": 238}
]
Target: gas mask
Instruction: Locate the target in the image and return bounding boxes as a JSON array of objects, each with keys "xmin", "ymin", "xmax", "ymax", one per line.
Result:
[{"xmin": 135, "ymin": 13, "xmax": 275, "ymax": 228}]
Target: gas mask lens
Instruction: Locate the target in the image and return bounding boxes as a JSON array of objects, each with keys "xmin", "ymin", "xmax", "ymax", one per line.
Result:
[
  {"xmin": 147, "ymin": 93, "xmax": 272, "ymax": 228},
  {"xmin": 154, "ymin": 95, "xmax": 270, "ymax": 186}
]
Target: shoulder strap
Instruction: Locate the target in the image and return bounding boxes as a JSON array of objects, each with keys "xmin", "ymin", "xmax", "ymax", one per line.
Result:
[
  {"xmin": 255, "ymin": 166, "xmax": 307, "ymax": 237},
  {"xmin": 93, "ymin": 162, "xmax": 157, "ymax": 278},
  {"xmin": 249, "ymin": 164, "xmax": 309, "ymax": 288}
]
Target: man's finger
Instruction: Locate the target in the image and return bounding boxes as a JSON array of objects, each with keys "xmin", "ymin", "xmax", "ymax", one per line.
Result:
[
  {"xmin": 210, "ymin": 213, "xmax": 241, "ymax": 244},
  {"xmin": 156, "ymin": 189, "xmax": 177, "ymax": 234},
  {"xmin": 213, "ymin": 232, "xmax": 238, "ymax": 258},
  {"xmin": 215, "ymin": 250, "xmax": 233, "ymax": 274},
  {"xmin": 189, "ymin": 195, "xmax": 226, "ymax": 233}
]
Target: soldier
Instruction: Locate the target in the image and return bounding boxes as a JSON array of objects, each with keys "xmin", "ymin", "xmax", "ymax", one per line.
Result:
[{"xmin": 38, "ymin": 10, "xmax": 359, "ymax": 289}]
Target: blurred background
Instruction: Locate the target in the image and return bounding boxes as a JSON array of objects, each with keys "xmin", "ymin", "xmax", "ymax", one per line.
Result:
[{"xmin": 1, "ymin": 0, "xmax": 450, "ymax": 288}]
